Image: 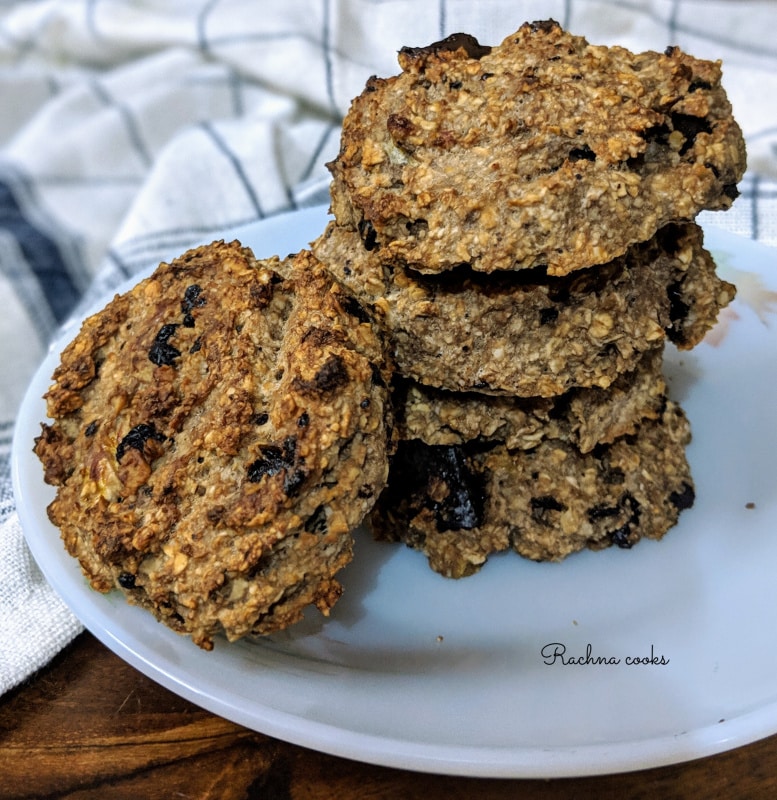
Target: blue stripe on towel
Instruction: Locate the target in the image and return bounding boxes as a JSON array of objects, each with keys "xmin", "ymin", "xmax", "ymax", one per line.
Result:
[{"xmin": 0, "ymin": 179, "xmax": 80, "ymax": 324}]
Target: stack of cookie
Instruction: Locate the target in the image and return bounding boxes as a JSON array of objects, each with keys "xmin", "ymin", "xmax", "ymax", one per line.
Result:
[
  {"xmin": 32, "ymin": 19, "xmax": 747, "ymax": 650},
  {"xmin": 314, "ymin": 20, "xmax": 745, "ymax": 577}
]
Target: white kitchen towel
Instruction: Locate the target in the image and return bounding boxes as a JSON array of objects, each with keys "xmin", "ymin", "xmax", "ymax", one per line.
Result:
[{"xmin": 2, "ymin": 0, "xmax": 776, "ymax": 695}]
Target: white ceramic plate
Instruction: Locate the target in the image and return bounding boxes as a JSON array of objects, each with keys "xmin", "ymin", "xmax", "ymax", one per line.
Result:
[{"xmin": 12, "ymin": 205, "xmax": 777, "ymax": 778}]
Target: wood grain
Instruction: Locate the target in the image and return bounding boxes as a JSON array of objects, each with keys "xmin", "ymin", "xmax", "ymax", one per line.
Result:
[{"xmin": 1, "ymin": 632, "xmax": 776, "ymax": 799}]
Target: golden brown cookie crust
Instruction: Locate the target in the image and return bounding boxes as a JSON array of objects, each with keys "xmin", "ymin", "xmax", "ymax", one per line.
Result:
[
  {"xmin": 371, "ymin": 402, "xmax": 693, "ymax": 578},
  {"xmin": 312, "ymin": 221, "xmax": 734, "ymax": 396},
  {"xmin": 34, "ymin": 242, "xmax": 392, "ymax": 649},
  {"xmin": 328, "ymin": 20, "xmax": 746, "ymax": 275}
]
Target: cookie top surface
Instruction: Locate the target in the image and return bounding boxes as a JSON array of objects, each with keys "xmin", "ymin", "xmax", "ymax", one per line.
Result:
[
  {"xmin": 312, "ymin": 221, "xmax": 734, "ymax": 396},
  {"xmin": 328, "ymin": 20, "xmax": 746, "ymax": 275},
  {"xmin": 34, "ymin": 241, "xmax": 392, "ymax": 649}
]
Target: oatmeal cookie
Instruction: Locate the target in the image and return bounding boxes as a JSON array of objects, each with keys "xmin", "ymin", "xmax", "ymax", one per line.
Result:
[
  {"xmin": 328, "ymin": 20, "xmax": 746, "ymax": 275},
  {"xmin": 34, "ymin": 242, "xmax": 392, "ymax": 649},
  {"xmin": 371, "ymin": 402, "xmax": 693, "ymax": 577},
  {"xmin": 397, "ymin": 347, "xmax": 666, "ymax": 455},
  {"xmin": 312, "ymin": 221, "xmax": 734, "ymax": 396}
]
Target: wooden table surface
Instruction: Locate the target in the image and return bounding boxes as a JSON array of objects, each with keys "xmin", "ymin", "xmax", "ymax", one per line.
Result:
[{"xmin": 1, "ymin": 631, "xmax": 776, "ymax": 800}]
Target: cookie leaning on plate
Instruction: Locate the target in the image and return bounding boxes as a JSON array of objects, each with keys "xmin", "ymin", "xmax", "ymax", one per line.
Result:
[
  {"xmin": 328, "ymin": 20, "xmax": 746, "ymax": 276},
  {"xmin": 34, "ymin": 242, "xmax": 392, "ymax": 649}
]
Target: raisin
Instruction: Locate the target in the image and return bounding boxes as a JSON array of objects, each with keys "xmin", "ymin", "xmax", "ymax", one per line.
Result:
[
  {"xmin": 247, "ymin": 446, "xmax": 286, "ymax": 482},
  {"xmin": 531, "ymin": 495, "xmax": 565, "ymax": 511},
  {"xmin": 528, "ymin": 19, "xmax": 560, "ymax": 35},
  {"xmin": 159, "ymin": 323, "xmax": 178, "ymax": 340},
  {"xmin": 530, "ymin": 495, "xmax": 566, "ymax": 525},
  {"xmin": 539, "ymin": 306, "xmax": 559, "ymax": 325},
  {"xmin": 400, "ymin": 32, "xmax": 492, "ymax": 63},
  {"xmin": 689, "ymin": 78, "xmax": 712, "ymax": 92},
  {"xmin": 252, "ymin": 412, "xmax": 269, "ymax": 426},
  {"xmin": 85, "ymin": 421, "xmax": 99, "ymax": 437},
  {"xmin": 722, "ymin": 183, "xmax": 740, "ymax": 200},
  {"xmin": 607, "ymin": 493, "xmax": 641, "ymax": 548},
  {"xmin": 669, "ymin": 482, "xmax": 695, "ymax": 511},
  {"xmin": 148, "ymin": 324, "xmax": 181, "ymax": 366},
  {"xmin": 283, "ymin": 469, "xmax": 307, "ymax": 496},
  {"xmin": 588, "ymin": 504, "xmax": 620, "ymax": 521},
  {"xmin": 315, "ymin": 355, "xmax": 349, "ymax": 391},
  {"xmin": 117, "ymin": 572, "xmax": 136, "ymax": 589},
  {"xmin": 297, "ymin": 412, "xmax": 310, "ymax": 427},
  {"xmin": 182, "ymin": 284, "xmax": 205, "ymax": 312},
  {"xmin": 189, "ymin": 337, "xmax": 202, "ymax": 354},
  {"xmin": 116, "ymin": 423, "xmax": 166, "ymax": 462},
  {"xmin": 181, "ymin": 284, "xmax": 206, "ymax": 326},
  {"xmin": 387, "ymin": 114, "xmax": 417, "ymax": 145},
  {"xmin": 610, "ymin": 524, "xmax": 635, "ymax": 548},
  {"xmin": 247, "ymin": 437, "xmax": 304, "ymax": 496},
  {"xmin": 385, "ymin": 442, "xmax": 486, "ymax": 532},
  {"xmin": 250, "ymin": 281, "xmax": 275, "ymax": 309}
]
